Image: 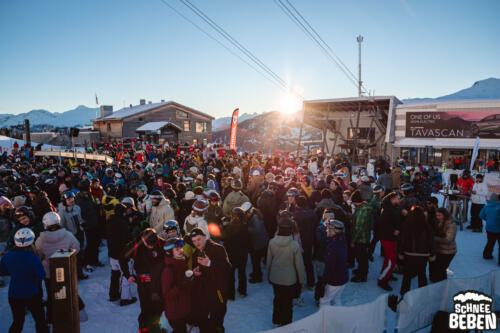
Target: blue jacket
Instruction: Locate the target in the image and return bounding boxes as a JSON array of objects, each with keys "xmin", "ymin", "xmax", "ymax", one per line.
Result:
[
  {"xmin": 322, "ymin": 235, "xmax": 349, "ymax": 286},
  {"xmin": 100, "ymin": 175, "xmax": 114, "ymax": 187},
  {"xmin": 480, "ymin": 201, "xmax": 500, "ymax": 233},
  {"xmin": 247, "ymin": 214, "xmax": 269, "ymax": 251},
  {"xmin": 0, "ymin": 249, "xmax": 46, "ymax": 299}
]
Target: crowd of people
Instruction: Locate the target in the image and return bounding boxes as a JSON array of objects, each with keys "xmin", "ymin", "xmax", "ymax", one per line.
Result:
[{"xmin": 0, "ymin": 142, "xmax": 499, "ymax": 333}]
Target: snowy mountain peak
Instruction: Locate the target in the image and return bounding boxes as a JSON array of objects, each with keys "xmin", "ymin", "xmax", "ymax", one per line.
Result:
[{"xmin": 404, "ymin": 77, "xmax": 500, "ymax": 103}]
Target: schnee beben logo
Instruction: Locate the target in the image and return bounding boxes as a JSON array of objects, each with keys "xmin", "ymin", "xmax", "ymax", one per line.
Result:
[{"xmin": 449, "ymin": 291, "xmax": 497, "ymax": 330}]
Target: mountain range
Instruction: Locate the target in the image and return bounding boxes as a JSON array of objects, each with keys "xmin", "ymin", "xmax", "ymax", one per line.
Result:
[{"xmin": 1, "ymin": 78, "xmax": 499, "ymax": 151}]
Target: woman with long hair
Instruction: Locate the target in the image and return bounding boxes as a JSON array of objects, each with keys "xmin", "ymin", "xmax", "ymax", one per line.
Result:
[{"xmin": 399, "ymin": 206, "xmax": 434, "ymax": 296}]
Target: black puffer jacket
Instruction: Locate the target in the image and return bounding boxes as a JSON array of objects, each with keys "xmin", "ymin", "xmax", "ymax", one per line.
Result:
[
  {"xmin": 377, "ymin": 198, "xmax": 402, "ymax": 242},
  {"xmin": 293, "ymin": 207, "xmax": 317, "ymax": 251},
  {"xmin": 75, "ymin": 191, "xmax": 99, "ymax": 230}
]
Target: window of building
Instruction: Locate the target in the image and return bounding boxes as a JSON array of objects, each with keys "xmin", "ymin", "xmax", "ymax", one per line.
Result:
[
  {"xmin": 176, "ymin": 110, "xmax": 188, "ymax": 119},
  {"xmin": 107, "ymin": 123, "xmax": 111, "ymax": 132},
  {"xmin": 196, "ymin": 122, "xmax": 207, "ymax": 133},
  {"xmin": 138, "ymin": 117, "xmax": 144, "ymax": 122},
  {"xmin": 184, "ymin": 120, "xmax": 190, "ymax": 131}
]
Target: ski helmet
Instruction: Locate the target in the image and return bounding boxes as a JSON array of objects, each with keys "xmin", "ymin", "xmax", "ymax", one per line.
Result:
[
  {"xmin": 136, "ymin": 184, "xmax": 148, "ymax": 193},
  {"xmin": 14, "ymin": 228, "xmax": 35, "ymax": 247},
  {"xmin": 42, "ymin": 212, "xmax": 61, "ymax": 229},
  {"xmin": 163, "ymin": 220, "xmax": 181, "ymax": 236},
  {"xmin": 163, "ymin": 237, "xmax": 184, "ymax": 257},
  {"xmin": 121, "ymin": 197, "xmax": 135, "ymax": 208}
]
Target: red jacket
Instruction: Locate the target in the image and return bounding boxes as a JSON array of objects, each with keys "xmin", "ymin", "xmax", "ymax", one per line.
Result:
[
  {"xmin": 161, "ymin": 257, "xmax": 191, "ymax": 320},
  {"xmin": 457, "ymin": 177, "xmax": 474, "ymax": 195}
]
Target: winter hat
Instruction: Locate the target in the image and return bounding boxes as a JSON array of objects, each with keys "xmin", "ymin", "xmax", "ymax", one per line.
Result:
[
  {"xmin": 0, "ymin": 196, "xmax": 12, "ymax": 207},
  {"xmin": 196, "ymin": 174, "xmax": 204, "ymax": 180},
  {"xmin": 150, "ymin": 190, "xmax": 164, "ymax": 200},
  {"xmin": 400, "ymin": 183, "xmax": 414, "ymax": 192},
  {"xmin": 372, "ymin": 185, "xmax": 383, "ymax": 193},
  {"xmin": 141, "ymin": 228, "xmax": 159, "ymax": 247},
  {"xmin": 252, "ymin": 170, "xmax": 260, "ymax": 176},
  {"xmin": 286, "ymin": 187, "xmax": 299, "ymax": 197},
  {"xmin": 231, "ymin": 179, "xmax": 243, "ymax": 190},
  {"xmin": 13, "ymin": 195, "xmax": 26, "ymax": 207},
  {"xmin": 361, "ymin": 175, "xmax": 370, "ymax": 183},
  {"xmin": 326, "ymin": 219, "xmax": 345, "ymax": 233},
  {"xmin": 322, "ymin": 209, "xmax": 335, "ymax": 221},
  {"xmin": 184, "ymin": 191, "xmax": 195, "ymax": 200},
  {"xmin": 192, "ymin": 200, "xmax": 208, "ymax": 212},
  {"xmin": 238, "ymin": 201, "xmax": 253, "ymax": 213},
  {"xmin": 350, "ymin": 190, "xmax": 363, "ymax": 203},
  {"xmin": 189, "ymin": 227, "xmax": 206, "ymax": 238},
  {"xmin": 265, "ymin": 173, "xmax": 275, "ymax": 182},
  {"xmin": 59, "ymin": 183, "xmax": 69, "ymax": 193}
]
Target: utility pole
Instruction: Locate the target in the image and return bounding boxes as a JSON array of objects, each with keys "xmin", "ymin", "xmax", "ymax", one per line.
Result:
[
  {"xmin": 24, "ymin": 119, "xmax": 31, "ymax": 148},
  {"xmin": 351, "ymin": 35, "xmax": 364, "ymax": 166},
  {"xmin": 357, "ymin": 35, "xmax": 363, "ymax": 97}
]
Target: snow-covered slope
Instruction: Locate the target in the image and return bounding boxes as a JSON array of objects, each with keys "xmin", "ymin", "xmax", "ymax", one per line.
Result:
[
  {"xmin": 1, "ymin": 205, "xmax": 498, "ymax": 333},
  {"xmin": 404, "ymin": 77, "xmax": 500, "ymax": 103},
  {"xmin": 0, "ymin": 105, "xmax": 98, "ymax": 128}
]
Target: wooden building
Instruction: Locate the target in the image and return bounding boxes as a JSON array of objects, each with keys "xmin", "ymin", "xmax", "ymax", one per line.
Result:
[{"xmin": 92, "ymin": 100, "xmax": 214, "ymax": 145}]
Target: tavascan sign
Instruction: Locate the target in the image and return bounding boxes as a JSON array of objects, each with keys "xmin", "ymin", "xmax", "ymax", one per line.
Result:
[
  {"xmin": 405, "ymin": 110, "xmax": 500, "ymax": 138},
  {"xmin": 449, "ymin": 291, "xmax": 497, "ymax": 330}
]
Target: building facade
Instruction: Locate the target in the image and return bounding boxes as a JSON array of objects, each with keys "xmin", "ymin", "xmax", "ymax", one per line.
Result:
[
  {"xmin": 92, "ymin": 100, "xmax": 214, "ymax": 145},
  {"xmin": 390, "ymin": 99, "xmax": 500, "ymax": 167}
]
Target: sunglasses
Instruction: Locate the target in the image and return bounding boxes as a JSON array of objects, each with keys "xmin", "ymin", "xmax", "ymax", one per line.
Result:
[{"xmin": 163, "ymin": 239, "xmax": 184, "ymax": 251}]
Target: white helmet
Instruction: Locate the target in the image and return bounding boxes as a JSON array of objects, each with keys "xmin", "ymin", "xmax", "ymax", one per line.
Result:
[
  {"xmin": 14, "ymin": 228, "xmax": 35, "ymax": 247},
  {"xmin": 121, "ymin": 197, "xmax": 135, "ymax": 208},
  {"xmin": 42, "ymin": 212, "xmax": 61, "ymax": 229}
]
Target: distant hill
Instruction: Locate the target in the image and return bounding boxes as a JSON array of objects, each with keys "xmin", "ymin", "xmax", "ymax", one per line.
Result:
[
  {"xmin": 403, "ymin": 78, "xmax": 500, "ymax": 103},
  {"xmin": 212, "ymin": 111, "xmax": 322, "ymax": 152},
  {"xmin": 212, "ymin": 112, "xmax": 259, "ymax": 131},
  {"xmin": 0, "ymin": 105, "xmax": 98, "ymax": 129}
]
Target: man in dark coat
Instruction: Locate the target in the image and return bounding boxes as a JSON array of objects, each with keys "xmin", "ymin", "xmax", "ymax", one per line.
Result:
[
  {"xmin": 376, "ymin": 192, "xmax": 402, "ymax": 291},
  {"xmin": 119, "ymin": 228, "xmax": 165, "ymax": 333},
  {"xmin": 293, "ymin": 195, "xmax": 317, "ymax": 289},
  {"xmin": 189, "ymin": 227, "xmax": 231, "ymax": 333},
  {"xmin": 75, "ymin": 180, "xmax": 103, "ymax": 268}
]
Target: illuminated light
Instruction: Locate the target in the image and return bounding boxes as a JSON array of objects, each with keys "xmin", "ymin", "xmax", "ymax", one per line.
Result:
[{"xmin": 207, "ymin": 223, "xmax": 221, "ymax": 237}]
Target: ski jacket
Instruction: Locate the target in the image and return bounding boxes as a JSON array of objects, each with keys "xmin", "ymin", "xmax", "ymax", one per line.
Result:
[
  {"xmin": 322, "ymin": 235, "xmax": 349, "ymax": 286},
  {"xmin": 0, "ymin": 249, "xmax": 45, "ymax": 299},
  {"xmin": 266, "ymin": 235, "xmax": 305, "ymax": 286},
  {"xmin": 35, "ymin": 228, "xmax": 80, "ymax": 278}
]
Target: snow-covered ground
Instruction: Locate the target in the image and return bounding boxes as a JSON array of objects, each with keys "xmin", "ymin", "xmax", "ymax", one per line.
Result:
[{"xmin": 1, "ymin": 196, "xmax": 500, "ymax": 332}]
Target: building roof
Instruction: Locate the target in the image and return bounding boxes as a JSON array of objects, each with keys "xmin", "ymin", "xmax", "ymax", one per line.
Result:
[
  {"xmin": 92, "ymin": 101, "xmax": 214, "ymax": 121},
  {"xmin": 397, "ymin": 99, "xmax": 500, "ymax": 109},
  {"xmin": 136, "ymin": 121, "xmax": 182, "ymax": 133}
]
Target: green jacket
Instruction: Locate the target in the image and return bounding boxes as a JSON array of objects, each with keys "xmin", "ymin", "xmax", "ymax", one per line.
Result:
[
  {"xmin": 351, "ymin": 203, "xmax": 371, "ymax": 244},
  {"xmin": 222, "ymin": 191, "xmax": 250, "ymax": 217},
  {"xmin": 266, "ymin": 235, "xmax": 306, "ymax": 286}
]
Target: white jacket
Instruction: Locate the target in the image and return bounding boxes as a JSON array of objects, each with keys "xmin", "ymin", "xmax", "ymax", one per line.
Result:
[
  {"xmin": 35, "ymin": 228, "xmax": 80, "ymax": 278},
  {"xmin": 471, "ymin": 181, "xmax": 488, "ymax": 204},
  {"xmin": 183, "ymin": 214, "xmax": 210, "ymax": 239},
  {"xmin": 149, "ymin": 197, "xmax": 175, "ymax": 237}
]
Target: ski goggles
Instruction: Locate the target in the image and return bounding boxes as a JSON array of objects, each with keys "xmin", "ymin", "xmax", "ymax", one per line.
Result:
[{"xmin": 163, "ymin": 239, "xmax": 184, "ymax": 251}]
